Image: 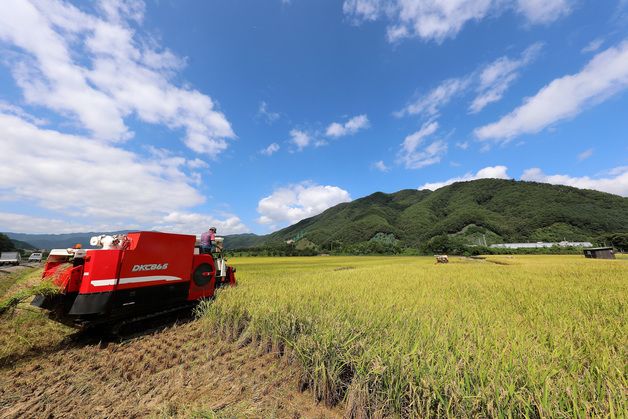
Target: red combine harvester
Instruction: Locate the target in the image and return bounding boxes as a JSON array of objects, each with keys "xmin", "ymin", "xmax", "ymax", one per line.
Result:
[{"xmin": 32, "ymin": 231, "xmax": 236, "ymax": 328}]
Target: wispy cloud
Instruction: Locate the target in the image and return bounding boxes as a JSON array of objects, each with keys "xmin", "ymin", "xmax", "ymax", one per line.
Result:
[
  {"xmin": 372, "ymin": 160, "xmax": 390, "ymax": 172},
  {"xmin": 470, "ymin": 43, "xmax": 543, "ymax": 113},
  {"xmin": 343, "ymin": 0, "xmax": 573, "ymax": 43},
  {"xmin": 577, "ymin": 148, "xmax": 594, "ymax": 161},
  {"xmin": 581, "ymin": 38, "xmax": 604, "ymax": 54},
  {"xmin": 397, "ymin": 43, "xmax": 542, "ymax": 118},
  {"xmin": 475, "ymin": 41, "xmax": 628, "ymax": 142},
  {"xmin": 396, "ymin": 78, "xmax": 470, "ymax": 118},
  {"xmin": 516, "ymin": 0, "xmax": 573, "ymax": 24},
  {"xmin": 261, "ymin": 142, "xmax": 280, "ymax": 156},
  {"xmin": 187, "ymin": 158, "xmax": 209, "ymax": 169},
  {"xmin": 257, "ymin": 101, "xmax": 280, "ymax": 124},
  {"xmin": 398, "ymin": 121, "xmax": 448, "ymax": 169},
  {"xmin": 326, "ymin": 114, "xmax": 370, "ymax": 137},
  {"xmin": 289, "ymin": 129, "xmax": 312, "ymax": 151},
  {"xmin": 288, "ymin": 114, "xmax": 369, "ymax": 152}
]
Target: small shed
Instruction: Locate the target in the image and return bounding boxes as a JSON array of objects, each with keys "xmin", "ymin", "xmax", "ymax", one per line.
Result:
[{"xmin": 583, "ymin": 247, "xmax": 615, "ymax": 259}]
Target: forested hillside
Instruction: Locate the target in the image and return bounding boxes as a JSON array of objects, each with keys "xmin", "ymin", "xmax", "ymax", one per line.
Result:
[
  {"xmin": 253, "ymin": 179, "xmax": 628, "ymax": 249},
  {"xmin": 5, "ymin": 180, "xmax": 627, "ymax": 252}
]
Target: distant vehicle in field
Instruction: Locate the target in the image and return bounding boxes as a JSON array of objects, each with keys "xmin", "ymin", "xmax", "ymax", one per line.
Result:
[
  {"xmin": 0, "ymin": 252, "xmax": 21, "ymax": 266},
  {"xmin": 28, "ymin": 252, "xmax": 43, "ymax": 263}
]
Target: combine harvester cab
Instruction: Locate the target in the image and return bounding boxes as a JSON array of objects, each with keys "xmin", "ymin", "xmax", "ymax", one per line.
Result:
[{"xmin": 32, "ymin": 231, "xmax": 236, "ymax": 327}]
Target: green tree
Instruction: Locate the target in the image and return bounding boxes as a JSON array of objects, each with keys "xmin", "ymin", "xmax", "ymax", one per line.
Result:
[
  {"xmin": 610, "ymin": 233, "xmax": 628, "ymax": 251},
  {"xmin": 596, "ymin": 233, "xmax": 628, "ymax": 252},
  {"xmin": 421, "ymin": 234, "xmax": 467, "ymax": 255},
  {"xmin": 0, "ymin": 233, "xmax": 16, "ymax": 252}
]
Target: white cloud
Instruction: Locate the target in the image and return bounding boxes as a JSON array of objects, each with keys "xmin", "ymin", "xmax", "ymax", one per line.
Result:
[
  {"xmin": 577, "ymin": 148, "xmax": 594, "ymax": 161},
  {"xmin": 0, "ymin": 208, "xmax": 249, "ymax": 235},
  {"xmin": 398, "ymin": 43, "xmax": 540, "ymax": 118},
  {"xmin": 153, "ymin": 211, "xmax": 249, "ymax": 235},
  {"xmin": 257, "ymin": 101, "xmax": 280, "ymax": 124},
  {"xmin": 398, "ymin": 121, "xmax": 447, "ymax": 169},
  {"xmin": 343, "ymin": 0, "xmax": 572, "ymax": 43},
  {"xmin": 325, "ymin": 123, "xmax": 345, "ymax": 137},
  {"xmin": 261, "ymin": 142, "xmax": 280, "ymax": 156},
  {"xmin": 0, "ymin": 212, "xmax": 95, "ymax": 234},
  {"xmin": 187, "ymin": 158, "xmax": 209, "ymax": 170},
  {"xmin": 419, "ymin": 165, "xmax": 510, "ymax": 190},
  {"xmin": 289, "ymin": 129, "xmax": 312, "ymax": 151},
  {"xmin": 470, "ymin": 42, "xmax": 543, "ymax": 113},
  {"xmin": 326, "ymin": 114, "xmax": 370, "ymax": 137},
  {"xmin": 581, "ymin": 38, "xmax": 604, "ymax": 54},
  {"xmin": 257, "ymin": 182, "xmax": 351, "ymax": 227},
  {"xmin": 0, "ymin": 100, "xmax": 48, "ymax": 126},
  {"xmin": 372, "ymin": 160, "xmax": 390, "ymax": 172},
  {"xmin": 397, "ymin": 78, "xmax": 469, "ymax": 118},
  {"xmin": 0, "ymin": 0, "xmax": 234, "ymax": 157},
  {"xmin": 475, "ymin": 41, "xmax": 628, "ymax": 141},
  {"xmin": 604, "ymin": 165, "xmax": 628, "ymax": 176},
  {"xmin": 516, "ymin": 0, "xmax": 572, "ymax": 24},
  {"xmin": 0, "ymin": 112, "xmax": 247, "ymax": 234},
  {"xmin": 521, "ymin": 167, "xmax": 628, "ymax": 197},
  {"xmin": 402, "ymin": 121, "xmax": 438, "ymax": 152},
  {"xmin": 456, "ymin": 141, "xmax": 469, "ymax": 150},
  {"xmin": 343, "ymin": 0, "xmax": 382, "ymax": 21}
]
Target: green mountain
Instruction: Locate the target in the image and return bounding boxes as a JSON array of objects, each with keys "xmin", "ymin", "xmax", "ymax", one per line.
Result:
[
  {"xmin": 244, "ymin": 179, "xmax": 628, "ymax": 249},
  {"xmin": 10, "ymin": 239, "xmax": 37, "ymax": 250},
  {"xmin": 223, "ymin": 233, "xmax": 268, "ymax": 250},
  {"xmin": 5, "ymin": 180, "xmax": 627, "ymax": 251},
  {"xmin": 0, "ymin": 233, "xmax": 16, "ymax": 252}
]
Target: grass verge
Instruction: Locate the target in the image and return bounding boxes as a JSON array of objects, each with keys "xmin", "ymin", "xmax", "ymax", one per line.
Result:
[{"xmin": 0, "ymin": 268, "xmax": 72, "ymax": 366}]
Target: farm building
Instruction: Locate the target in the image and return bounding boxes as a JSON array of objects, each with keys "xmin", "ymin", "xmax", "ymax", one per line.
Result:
[
  {"xmin": 557, "ymin": 241, "xmax": 593, "ymax": 247},
  {"xmin": 490, "ymin": 241, "xmax": 592, "ymax": 249},
  {"xmin": 491, "ymin": 242, "xmax": 553, "ymax": 249},
  {"xmin": 583, "ymin": 247, "xmax": 615, "ymax": 259}
]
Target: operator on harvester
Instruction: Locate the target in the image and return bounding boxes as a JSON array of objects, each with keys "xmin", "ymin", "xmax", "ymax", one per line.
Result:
[{"xmin": 200, "ymin": 226, "xmax": 217, "ymax": 254}]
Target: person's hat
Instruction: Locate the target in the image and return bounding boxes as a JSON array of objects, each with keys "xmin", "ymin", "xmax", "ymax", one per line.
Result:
[
  {"xmin": 209, "ymin": 226, "xmax": 216, "ymax": 231},
  {"xmin": 74, "ymin": 243, "xmax": 82, "ymax": 249}
]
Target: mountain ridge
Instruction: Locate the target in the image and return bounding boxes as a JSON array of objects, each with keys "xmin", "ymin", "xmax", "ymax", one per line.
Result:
[
  {"xmin": 258, "ymin": 178, "xmax": 628, "ymax": 249},
  {"xmin": 4, "ymin": 179, "xmax": 627, "ymax": 250}
]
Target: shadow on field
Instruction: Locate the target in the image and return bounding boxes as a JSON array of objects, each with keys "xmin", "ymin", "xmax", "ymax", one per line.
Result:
[{"xmin": 79, "ymin": 306, "xmax": 198, "ymax": 344}]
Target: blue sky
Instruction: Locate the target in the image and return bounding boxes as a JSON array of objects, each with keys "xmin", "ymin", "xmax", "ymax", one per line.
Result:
[{"xmin": 0, "ymin": 0, "xmax": 627, "ymax": 234}]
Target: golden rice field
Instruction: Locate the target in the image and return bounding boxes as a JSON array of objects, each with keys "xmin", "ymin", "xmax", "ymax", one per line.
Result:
[{"xmin": 200, "ymin": 255, "xmax": 627, "ymax": 418}]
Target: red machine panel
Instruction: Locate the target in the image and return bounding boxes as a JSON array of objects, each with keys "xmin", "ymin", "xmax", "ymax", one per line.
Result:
[
  {"xmin": 116, "ymin": 232, "xmax": 195, "ymax": 291},
  {"xmin": 80, "ymin": 249, "xmax": 123, "ymax": 294},
  {"xmin": 187, "ymin": 254, "xmax": 217, "ymax": 301}
]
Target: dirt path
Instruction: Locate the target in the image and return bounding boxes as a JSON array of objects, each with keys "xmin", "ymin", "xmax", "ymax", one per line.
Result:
[{"xmin": 0, "ymin": 320, "xmax": 341, "ymax": 418}]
